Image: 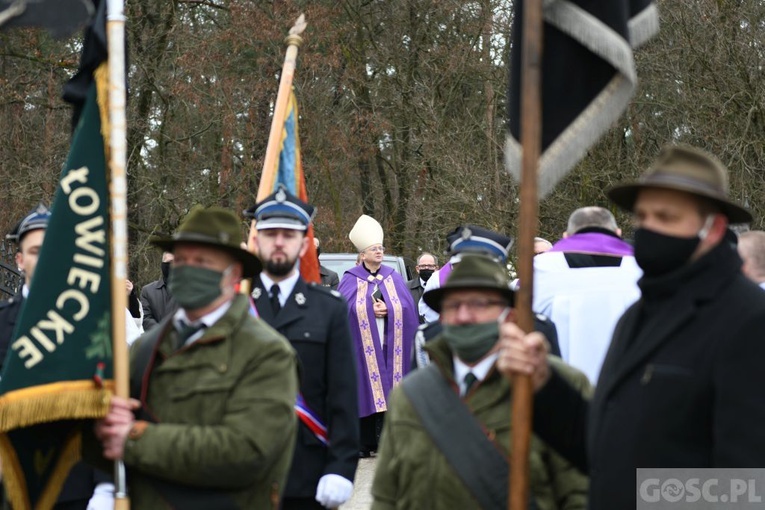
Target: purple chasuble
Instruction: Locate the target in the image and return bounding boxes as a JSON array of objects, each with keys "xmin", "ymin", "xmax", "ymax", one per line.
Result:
[
  {"xmin": 550, "ymin": 232, "xmax": 633, "ymax": 256},
  {"xmin": 338, "ymin": 264, "xmax": 418, "ymax": 418},
  {"xmin": 438, "ymin": 263, "xmax": 454, "ymax": 286}
]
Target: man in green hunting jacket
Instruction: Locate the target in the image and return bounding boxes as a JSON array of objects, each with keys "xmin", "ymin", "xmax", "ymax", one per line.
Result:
[
  {"xmin": 88, "ymin": 206, "xmax": 299, "ymax": 510},
  {"xmin": 371, "ymin": 254, "xmax": 589, "ymax": 510}
]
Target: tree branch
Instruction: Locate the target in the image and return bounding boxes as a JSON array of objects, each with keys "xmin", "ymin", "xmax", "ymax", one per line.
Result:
[{"xmin": 175, "ymin": 0, "xmax": 228, "ymax": 11}]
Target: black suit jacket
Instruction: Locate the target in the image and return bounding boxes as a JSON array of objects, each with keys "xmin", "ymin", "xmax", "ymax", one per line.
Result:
[
  {"xmin": 319, "ymin": 265, "xmax": 340, "ymax": 290},
  {"xmin": 0, "ymin": 291, "xmax": 23, "ymax": 370},
  {"xmin": 406, "ymin": 278, "xmax": 425, "ymax": 323},
  {"xmin": 140, "ymin": 278, "xmax": 177, "ymax": 331},
  {"xmin": 533, "ymin": 243, "xmax": 765, "ymax": 510},
  {"xmin": 253, "ymin": 277, "xmax": 359, "ymax": 498}
]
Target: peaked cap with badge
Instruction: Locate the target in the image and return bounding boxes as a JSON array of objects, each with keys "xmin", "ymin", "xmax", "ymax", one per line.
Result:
[
  {"xmin": 243, "ymin": 184, "xmax": 315, "ymax": 231},
  {"xmin": 151, "ymin": 206, "xmax": 261, "ymax": 278},
  {"xmin": 608, "ymin": 143, "xmax": 752, "ymax": 223},
  {"xmin": 349, "ymin": 215, "xmax": 384, "ymax": 252},
  {"xmin": 6, "ymin": 204, "xmax": 51, "ymax": 244},
  {"xmin": 445, "ymin": 225, "xmax": 514, "ymax": 263},
  {"xmin": 423, "ymin": 254, "xmax": 514, "ymax": 312}
]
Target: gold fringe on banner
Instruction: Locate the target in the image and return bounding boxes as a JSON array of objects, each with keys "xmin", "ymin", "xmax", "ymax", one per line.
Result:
[
  {"xmin": 94, "ymin": 62, "xmax": 111, "ymax": 157},
  {"xmin": 0, "ymin": 380, "xmax": 113, "ymax": 433}
]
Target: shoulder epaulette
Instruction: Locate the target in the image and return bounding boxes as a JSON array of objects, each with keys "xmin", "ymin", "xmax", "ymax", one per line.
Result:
[
  {"xmin": 307, "ymin": 282, "xmax": 343, "ymax": 300},
  {"xmin": 0, "ymin": 297, "xmax": 17, "ymax": 309}
]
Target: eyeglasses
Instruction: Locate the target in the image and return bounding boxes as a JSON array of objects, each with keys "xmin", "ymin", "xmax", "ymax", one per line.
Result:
[
  {"xmin": 440, "ymin": 299, "xmax": 507, "ymax": 314},
  {"xmin": 366, "ymin": 246, "xmax": 385, "ymax": 253},
  {"xmin": 418, "ymin": 264, "xmax": 437, "ymax": 270}
]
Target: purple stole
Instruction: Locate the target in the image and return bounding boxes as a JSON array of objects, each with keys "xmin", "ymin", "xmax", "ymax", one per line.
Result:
[
  {"xmin": 550, "ymin": 232, "xmax": 633, "ymax": 256},
  {"xmin": 438, "ymin": 263, "xmax": 454, "ymax": 286},
  {"xmin": 338, "ymin": 265, "xmax": 418, "ymax": 417}
]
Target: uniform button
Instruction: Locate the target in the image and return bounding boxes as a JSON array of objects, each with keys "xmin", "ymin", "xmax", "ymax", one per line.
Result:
[
  {"xmin": 304, "ymin": 332, "xmax": 310, "ymax": 338},
  {"xmin": 218, "ymin": 363, "xmax": 227, "ymax": 372}
]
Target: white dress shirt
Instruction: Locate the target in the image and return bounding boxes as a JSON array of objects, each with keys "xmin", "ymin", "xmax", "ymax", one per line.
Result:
[
  {"xmin": 173, "ymin": 299, "xmax": 233, "ymax": 346},
  {"xmin": 260, "ymin": 271, "xmax": 300, "ymax": 308},
  {"xmin": 453, "ymin": 352, "xmax": 499, "ymax": 396}
]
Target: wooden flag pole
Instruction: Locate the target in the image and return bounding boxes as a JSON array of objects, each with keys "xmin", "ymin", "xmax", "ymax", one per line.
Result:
[
  {"xmin": 241, "ymin": 14, "xmax": 307, "ymax": 295},
  {"xmin": 509, "ymin": 0, "xmax": 543, "ymax": 509},
  {"xmin": 255, "ymin": 14, "xmax": 307, "ymax": 202},
  {"xmin": 106, "ymin": 0, "xmax": 130, "ymax": 507}
]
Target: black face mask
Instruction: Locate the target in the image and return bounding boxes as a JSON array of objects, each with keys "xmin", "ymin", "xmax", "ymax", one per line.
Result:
[
  {"xmin": 419, "ymin": 269, "xmax": 434, "ymax": 282},
  {"xmin": 633, "ymin": 219, "xmax": 712, "ymax": 277},
  {"xmin": 161, "ymin": 261, "xmax": 171, "ymax": 282}
]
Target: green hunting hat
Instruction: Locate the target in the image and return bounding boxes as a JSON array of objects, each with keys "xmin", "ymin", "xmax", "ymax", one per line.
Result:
[
  {"xmin": 423, "ymin": 254, "xmax": 514, "ymax": 312},
  {"xmin": 608, "ymin": 144, "xmax": 752, "ymax": 223},
  {"xmin": 151, "ymin": 206, "xmax": 261, "ymax": 278}
]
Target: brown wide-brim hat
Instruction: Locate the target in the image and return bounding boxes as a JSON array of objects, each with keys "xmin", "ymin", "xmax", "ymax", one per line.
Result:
[
  {"xmin": 151, "ymin": 205, "xmax": 262, "ymax": 278},
  {"xmin": 607, "ymin": 144, "xmax": 752, "ymax": 224},
  {"xmin": 423, "ymin": 254, "xmax": 514, "ymax": 313}
]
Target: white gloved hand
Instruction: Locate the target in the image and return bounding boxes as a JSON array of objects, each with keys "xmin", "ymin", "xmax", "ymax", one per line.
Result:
[
  {"xmin": 87, "ymin": 482, "xmax": 115, "ymax": 510},
  {"xmin": 315, "ymin": 474, "xmax": 353, "ymax": 508}
]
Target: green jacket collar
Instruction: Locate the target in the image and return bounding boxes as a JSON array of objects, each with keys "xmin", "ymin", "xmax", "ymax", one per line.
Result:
[
  {"xmin": 424, "ymin": 336, "xmax": 507, "ymax": 404},
  {"xmin": 156, "ymin": 294, "xmax": 249, "ymax": 371}
]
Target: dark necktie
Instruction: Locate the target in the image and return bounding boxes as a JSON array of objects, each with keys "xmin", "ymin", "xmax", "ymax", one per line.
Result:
[
  {"xmin": 463, "ymin": 372, "xmax": 478, "ymax": 395},
  {"xmin": 270, "ymin": 284, "xmax": 281, "ymax": 315},
  {"xmin": 175, "ymin": 321, "xmax": 205, "ymax": 350}
]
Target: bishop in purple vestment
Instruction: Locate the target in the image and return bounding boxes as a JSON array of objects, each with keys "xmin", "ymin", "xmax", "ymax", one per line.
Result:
[{"xmin": 339, "ymin": 215, "xmax": 418, "ymax": 456}]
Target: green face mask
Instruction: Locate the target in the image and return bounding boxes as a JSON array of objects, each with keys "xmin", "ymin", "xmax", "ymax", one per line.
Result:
[
  {"xmin": 442, "ymin": 320, "xmax": 500, "ymax": 364},
  {"xmin": 168, "ymin": 265, "xmax": 227, "ymax": 310}
]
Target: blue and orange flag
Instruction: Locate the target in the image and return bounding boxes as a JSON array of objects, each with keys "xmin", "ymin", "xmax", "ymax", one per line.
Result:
[{"xmin": 260, "ymin": 90, "xmax": 320, "ymax": 283}]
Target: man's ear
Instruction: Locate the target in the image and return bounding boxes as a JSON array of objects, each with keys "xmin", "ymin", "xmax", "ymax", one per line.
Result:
[
  {"xmin": 248, "ymin": 221, "xmax": 260, "ymax": 256},
  {"xmin": 15, "ymin": 251, "xmax": 24, "ymax": 272},
  {"xmin": 709, "ymin": 214, "xmax": 729, "ymax": 244},
  {"xmin": 505, "ymin": 308, "xmax": 518, "ymax": 323},
  {"xmin": 616, "ymin": 227, "xmax": 623, "ymax": 237},
  {"xmin": 299, "ymin": 235, "xmax": 310, "ymax": 257},
  {"xmin": 230, "ymin": 262, "xmax": 244, "ymax": 283}
]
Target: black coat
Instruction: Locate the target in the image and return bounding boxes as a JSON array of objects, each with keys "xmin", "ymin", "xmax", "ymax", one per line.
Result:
[
  {"xmin": 253, "ymin": 277, "xmax": 359, "ymax": 499},
  {"xmin": 533, "ymin": 243, "xmax": 765, "ymax": 510},
  {"xmin": 406, "ymin": 278, "xmax": 425, "ymax": 323},
  {"xmin": 319, "ymin": 265, "xmax": 340, "ymax": 290},
  {"xmin": 139, "ymin": 278, "xmax": 177, "ymax": 331},
  {"xmin": 0, "ymin": 291, "xmax": 23, "ymax": 370}
]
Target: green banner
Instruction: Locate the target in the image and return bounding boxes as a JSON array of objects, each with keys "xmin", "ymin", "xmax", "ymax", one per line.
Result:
[{"xmin": 0, "ymin": 81, "xmax": 112, "ymax": 510}]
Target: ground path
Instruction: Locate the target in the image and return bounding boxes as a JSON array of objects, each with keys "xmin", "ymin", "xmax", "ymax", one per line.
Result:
[{"xmin": 340, "ymin": 458, "xmax": 376, "ymax": 510}]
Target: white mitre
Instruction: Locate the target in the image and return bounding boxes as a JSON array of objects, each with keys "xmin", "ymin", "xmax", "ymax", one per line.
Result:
[{"xmin": 349, "ymin": 214, "xmax": 384, "ymax": 252}]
